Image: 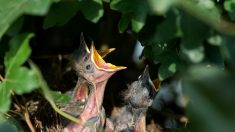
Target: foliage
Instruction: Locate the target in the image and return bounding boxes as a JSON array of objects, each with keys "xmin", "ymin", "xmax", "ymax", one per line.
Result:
[
  {"xmin": 0, "ymin": 0, "xmax": 235, "ymax": 131},
  {"xmin": 0, "ymin": 33, "xmax": 38, "ymax": 120}
]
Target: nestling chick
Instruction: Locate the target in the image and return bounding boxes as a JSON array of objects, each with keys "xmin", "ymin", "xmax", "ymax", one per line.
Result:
[
  {"xmin": 106, "ymin": 65, "xmax": 158, "ymax": 132},
  {"xmin": 63, "ymin": 34, "xmax": 126, "ymax": 132}
]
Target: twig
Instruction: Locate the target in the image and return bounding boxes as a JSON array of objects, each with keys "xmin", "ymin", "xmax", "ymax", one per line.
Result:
[
  {"xmin": 11, "ymin": 92, "xmax": 35, "ymax": 132},
  {"xmin": 24, "ymin": 107, "xmax": 35, "ymax": 132},
  {"xmin": 0, "ymin": 74, "xmax": 4, "ymax": 81}
]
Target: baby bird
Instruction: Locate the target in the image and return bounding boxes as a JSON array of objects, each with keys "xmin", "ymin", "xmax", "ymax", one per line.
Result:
[
  {"xmin": 63, "ymin": 34, "xmax": 126, "ymax": 132},
  {"xmin": 106, "ymin": 65, "xmax": 158, "ymax": 132},
  {"xmin": 59, "ymin": 33, "xmax": 91, "ymax": 117},
  {"xmin": 60, "ymin": 33, "xmax": 116, "ymax": 116}
]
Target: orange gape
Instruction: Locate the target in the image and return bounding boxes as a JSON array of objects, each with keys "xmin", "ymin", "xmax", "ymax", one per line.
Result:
[{"xmin": 63, "ymin": 33, "xmax": 126, "ymax": 132}]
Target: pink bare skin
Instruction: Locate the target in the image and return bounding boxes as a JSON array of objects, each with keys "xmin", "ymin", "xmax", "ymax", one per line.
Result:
[{"xmin": 135, "ymin": 116, "xmax": 146, "ymax": 132}]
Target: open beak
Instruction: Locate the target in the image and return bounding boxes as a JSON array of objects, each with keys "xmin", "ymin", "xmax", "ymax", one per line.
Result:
[
  {"xmin": 91, "ymin": 44, "xmax": 126, "ymax": 72},
  {"xmin": 140, "ymin": 65, "xmax": 158, "ymax": 98},
  {"xmin": 152, "ymin": 79, "xmax": 161, "ymax": 92},
  {"xmin": 98, "ymin": 47, "xmax": 116, "ymax": 58}
]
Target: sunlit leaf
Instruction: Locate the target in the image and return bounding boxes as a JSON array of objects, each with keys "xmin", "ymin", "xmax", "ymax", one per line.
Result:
[
  {"xmin": 207, "ymin": 35, "xmax": 222, "ymax": 46},
  {"xmin": 4, "ymin": 33, "xmax": 33, "ymax": 70},
  {"xmin": 0, "ymin": 82, "xmax": 11, "ymax": 114},
  {"xmin": 6, "ymin": 67, "xmax": 38, "ymax": 94},
  {"xmin": 111, "ymin": 0, "xmax": 149, "ymax": 32},
  {"xmin": 181, "ymin": 44, "xmax": 204, "ymax": 63},
  {"xmin": 0, "ymin": 0, "xmax": 53, "ymax": 38},
  {"xmin": 0, "ymin": 33, "xmax": 38, "ymax": 119},
  {"xmin": 148, "ymin": 0, "xmax": 177, "ymax": 15},
  {"xmin": 51, "ymin": 91, "xmax": 72, "ymax": 104},
  {"xmin": 158, "ymin": 51, "xmax": 179, "ymax": 80},
  {"xmin": 159, "ymin": 62, "xmax": 177, "ymax": 81},
  {"xmin": 131, "ymin": 19, "xmax": 144, "ymax": 33},
  {"xmin": 224, "ymin": 0, "xmax": 235, "ymax": 13}
]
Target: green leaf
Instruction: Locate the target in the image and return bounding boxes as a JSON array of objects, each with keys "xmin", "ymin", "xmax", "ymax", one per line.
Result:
[
  {"xmin": 118, "ymin": 15, "xmax": 130, "ymax": 33},
  {"xmin": 43, "ymin": 2, "xmax": 80, "ymax": 29},
  {"xmin": 154, "ymin": 11, "xmax": 179, "ymax": 43},
  {"xmin": 131, "ymin": 19, "xmax": 145, "ymax": 33},
  {"xmin": 183, "ymin": 65, "xmax": 235, "ymax": 132},
  {"xmin": 158, "ymin": 51, "xmax": 179, "ymax": 80},
  {"xmin": 224, "ymin": 0, "xmax": 234, "ymax": 12},
  {"xmin": 4, "ymin": 33, "xmax": 34, "ymax": 71},
  {"xmin": 221, "ymin": 36, "xmax": 235, "ymax": 66},
  {"xmin": 224, "ymin": 1, "xmax": 235, "ymax": 21},
  {"xmin": 51, "ymin": 91, "xmax": 72, "ymax": 104},
  {"xmin": 78, "ymin": 0, "xmax": 104, "ymax": 23},
  {"xmin": 180, "ymin": 12, "xmax": 210, "ymax": 63},
  {"xmin": 6, "ymin": 67, "xmax": 38, "ymax": 95},
  {"xmin": 144, "ymin": 40, "xmax": 180, "ymax": 80},
  {"xmin": 181, "ymin": 43, "xmax": 205, "ymax": 63},
  {"xmin": 204, "ymin": 44, "xmax": 224, "ymax": 68},
  {"xmin": 111, "ymin": 0, "xmax": 149, "ymax": 32},
  {"xmin": 207, "ymin": 35, "xmax": 222, "ymax": 46},
  {"xmin": 0, "ymin": 0, "xmax": 53, "ymax": 38},
  {"xmin": 140, "ymin": 10, "xmax": 180, "ymax": 49},
  {"xmin": 159, "ymin": 62, "xmax": 177, "ymax": 81},
  {"xmin": 148, "ymin": 0, "xmax": 177, "ymax": 15},
  {"xmin": 6, "ymin": 16, "xmax": 24, "ymax": 37},
  {"xmin": 180, "ymin": 13, "xmax": 209, "ymax": 48},
  {"xmin": 1, "ymin": 33, "xmax": 37, "ymax": 116},
  {"xmin": 0, "ymin": 82, "xmax": 11, "ymax": 114},
  {"xmin": 23, "ymin": 0, "xmax": 52, "ymax": 15}
]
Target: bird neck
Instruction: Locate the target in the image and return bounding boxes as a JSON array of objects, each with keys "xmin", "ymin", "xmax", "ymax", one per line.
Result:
[
  {"xmin": 134, "ymin": 116, "xmax": 146, "ymax": 132},
  {"xmin": 79, "ymin": 79, "xmax": 108, "ymax": 122},
  {"xmin": 94, "ymin": 79, "xmax": 108, "ymax": 108}
]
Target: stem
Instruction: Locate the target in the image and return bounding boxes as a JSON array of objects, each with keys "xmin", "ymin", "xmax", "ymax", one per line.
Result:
[
  {"xmin": 48, "ymin": 100, "xmax": 83, "ymax": 124},
  {"xmin": 24, "ymin": 108, "xmax": 35, "ymax": 132}
]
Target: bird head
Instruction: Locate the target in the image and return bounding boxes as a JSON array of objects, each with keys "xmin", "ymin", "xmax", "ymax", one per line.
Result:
[
  {"xmin": 73, "ymin": 33, "xmax": 126, "ymax": 84},
  {"xmin": 124, "ymin": 65, "xmax": 157, "ymax": 109}
]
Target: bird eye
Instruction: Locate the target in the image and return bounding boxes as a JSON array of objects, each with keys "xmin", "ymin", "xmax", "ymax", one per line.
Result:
[
  {"xmin": 86, "ymin": 64, "xmax": 91, "ymax": 70},
  {"xmin": 84, "ymin": 56, "xmax": 88, "ymax": 61}
]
